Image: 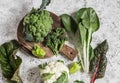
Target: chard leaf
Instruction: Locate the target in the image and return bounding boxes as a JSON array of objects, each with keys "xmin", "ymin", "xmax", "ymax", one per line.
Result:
[
  {"xmin": 76, "ymin": 7, "xmax": 100, "ymax": 72},
  {"xmin": 53, "ymin": 71, "xmax": 68, "ymax": 83},
  {"xmin": 40, "ymin": 0, "xmax": 51, "ymax": 10},
  {"xmin": 78, "ymin": 23, "xmax": 87, "ymax": 46},
  {"xmin": 89, "ymin": 45, "xmax": 95, "ymax": 61},
  {"xmin": 0, "ymin": 40, "xmax": 22, "ymax": 83},
  {"xmin": 77, "ymin": 8, "xmax": 100, "ymax": 32},
  {"xmin": 90, "ymin": 40, "xmax": 108, "ymax": 83},
  {"xmin": 76, "ymin": 8, "xmax": 87, "ymax": 23},
  {"xmin": 61, "ymin": 14, "xmax": 77, "ymax": 33}
]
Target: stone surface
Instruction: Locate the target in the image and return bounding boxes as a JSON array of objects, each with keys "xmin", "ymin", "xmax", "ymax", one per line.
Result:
[{"xmin": 0, "ymin": 0, "xmax": 120, "ymax": 83}]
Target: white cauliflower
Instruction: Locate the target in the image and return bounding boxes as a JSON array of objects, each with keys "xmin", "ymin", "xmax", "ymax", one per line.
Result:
[{"xmin": 39, "ymin": 61, "xmax": 69, "ymax": 83}]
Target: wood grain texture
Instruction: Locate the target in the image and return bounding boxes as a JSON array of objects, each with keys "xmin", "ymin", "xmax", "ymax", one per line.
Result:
[{"xmin": 17, "ymin": 12, "xmax": 77, "ymax": 60}]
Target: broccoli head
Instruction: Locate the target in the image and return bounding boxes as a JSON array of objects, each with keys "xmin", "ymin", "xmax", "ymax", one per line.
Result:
[{"xmin": 23, "ymin": 8, "xmax": 53, "ymax": 42}]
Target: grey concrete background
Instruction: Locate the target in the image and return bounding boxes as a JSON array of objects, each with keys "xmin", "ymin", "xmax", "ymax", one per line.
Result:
[{"xmin": 0, "ymin": 0, "xmax": 120, "ymax": 83}]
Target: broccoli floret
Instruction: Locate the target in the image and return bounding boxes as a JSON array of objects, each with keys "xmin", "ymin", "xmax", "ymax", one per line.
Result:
[
  {"xmin": 45, "ymin": 28, "xmax": 67, "ymax": 55},
  {"xmin": 23, "ymin": 8, "xmax": 53, "ymax": 42}
]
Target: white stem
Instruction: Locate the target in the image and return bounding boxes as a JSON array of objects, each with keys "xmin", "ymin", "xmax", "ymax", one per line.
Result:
[
  {"xmin": 77, "ymin": 48, "xmax": 85, "ymax": 70},
  {"xmin": 83, "ymin": 41, "xmax": 87, "ymax": 72},
  {"xmin": 86, "ymin": 29, "xmax": 92, "ymax": 73}
]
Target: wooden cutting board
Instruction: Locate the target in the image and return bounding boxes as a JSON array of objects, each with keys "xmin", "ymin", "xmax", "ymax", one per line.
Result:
[{"xmin": 17, "ymin": 12, "xmax": 77, "ymax": 61}]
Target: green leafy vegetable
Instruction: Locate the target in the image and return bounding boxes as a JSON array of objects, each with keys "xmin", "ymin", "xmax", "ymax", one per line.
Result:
[
  {"xmin": 0, "ymin": 40, "xmax": 22, "ymax": 83},
  {"xmin": 69, "ymin": 62, "xmax": 81, "ymax": 74},
  {"xmin": 59, "ymin": 7, "xmax": 108, "ymax": 82},
  {"xmin": 76, "ymin": 7, "xmax": 100, "ymax": 72},
  {"xmin": 23, "ymin": 9, "xmax": 53, "ymax": 42},
  {"xmin": 41, "ymin": 73, "xmax": 54, "ymax": 80},
  {"xmin": 90, "ymin": 40, "xmax": 108, "ymax": 83},
  {"xmin": 61, "ymin": 14, "xmax": 77, "ymax": 33},
  {"xmin": 74, "ymin": 80, "xmax": 84, "ymax": 83},
  {"xmin": 53, "ymin": 71, "xmax": 68, "ymax": 83},
  {"xmin": 45, "ymin": 28, "xmax": 67, "ymax": 55},
  {"xmin": 39, "ymin": 63, "xmax": 47, "ymax": 69},
  {"xmin": 40, "ymin": 0, "xmax": 51, "ymax": 10},
  {"xmin": 57, "ymin": 60, "xmax": 64, "ymax": 63},
  {"xmin": 61, "ymin": 7, "xmax": 100, "ymax": 73},
  {"xmin": 32, "ymin": 44, "xmax": 45, "ymax": 58}
]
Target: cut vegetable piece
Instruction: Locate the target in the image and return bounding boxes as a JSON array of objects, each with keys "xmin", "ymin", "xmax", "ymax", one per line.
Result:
[
  {"xmin": 32, "ymin": 44, "xmax": 45, "ymax": 58},
  {"xmin": 69, "ymin": 62, "xmax": 81, "ymax": 74}
]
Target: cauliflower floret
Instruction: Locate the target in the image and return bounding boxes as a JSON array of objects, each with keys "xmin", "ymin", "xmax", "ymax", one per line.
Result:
[{"xmin": 39, "ymin": 61, "xmax": 69, "ymax": 83}]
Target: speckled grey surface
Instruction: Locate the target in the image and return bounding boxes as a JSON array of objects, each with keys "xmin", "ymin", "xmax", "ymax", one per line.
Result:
[{"xmin": 0, "ymin": 0, "xmax": 120, "ymax": 83}]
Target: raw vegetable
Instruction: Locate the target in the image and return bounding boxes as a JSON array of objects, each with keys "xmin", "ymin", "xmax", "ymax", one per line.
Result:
[
  {"xmin": 61, "ymin": 14, "xmax": 77, "ymax": 33},
  {"xmin": 69, "ymin": 62, "xmax": 81, "ymax": 74},
  {"xmin": 39, "ymin": 63, "xmax": 47, "ymax": 69},
  {"xmin": 32, "ymin": 44, "xmax": 45, "ymax": 58},
  {"xmin": 0, "ymin": 40, "xmax": 22, "ymax": 83},
  {"xmin": 90, "ymin": 40, "xmax": 108, "ymax": 83},
  {"xmin": 23, "ymin": 0, "xmax": 52, "ymax": 42},
  {"xmin": 61, "ymin": 7, "xmax": 108, "ymax": 82},
  {"xmin": 74, "ymin": 80, "xmax": 84, "ymax": 83},
  {"xmin": 39, "ymin": 61, "xmax": 69, "ymax": 83},
  {"xmin": 45, "ymin": 28, "xmax": 67, "ymax": 55},
  {"xmin": 76, "ymin": 7, "xmax": 100, "ymax": 73},
  {"xmin": 61, "ymin": 8, "xmax": 100, "ymax": 73},
  {"xmin": 57, "ymin": 60, "xmax": 64, "ymax": 63},
  {"xmin": 41, "ymin": 73, "xmax": 54, "ymax": 80},
  {"xmin": 23, "ymin": 9, "xmax": 53, "ymax": 42},
  {"xmin": 40, "ymin": 0, "xmax": 51, "ymax": 10},
  {"xmin": 53, "ymin": 71, "xmax": 68, "ymax": 83}
]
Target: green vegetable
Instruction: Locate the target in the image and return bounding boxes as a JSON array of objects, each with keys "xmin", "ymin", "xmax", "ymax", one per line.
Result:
[
  {"xmin": 23, "ymin": 9, "xmax": 53, "ymax": 42},
  {"xmin": 61, "ymin": 14, "xmax": 77, "ymax": 33},
  {"xmin": 39, "ymin": 63, "xmax": 47, "ymax": 69},
  {"xmin": 46, "ymin": 28, "xmax": 67, "ymax": 55},
  {"xmin": 41, "ymin": 73, "xmax": 54, "ymax": 80},
  {"xmin": 61, "ymin": 8, "xmax": 100, "ymax": 73},
  {"xmin": 0, "ymin": 40, "xmax": 22, "ymax": 83},
  {"xmin": 32, "ymin": 44, "xmax": 45, "ymax": 58},
  {"xmin": 74, "ymin": 80, "xmax": 84, "ymax": 83},
  {"xmin": 53, "ymin": 71, "xmax": 68, "ymax": 83},
  {"xmin": 76, "ymin": 7, "xmax": 100, "ymax": 72},
  {"xmin": 40, "ymin": 0, "xmax": 51, "ymax": 10},
  {"xmin": 90, "ymin": 40, "xmax": 108, "ymax": 83},
  {"xmin": 57, "ymin": 60, "xmax": 64, "ymax": 63},
  {"xmin": 23, "ymin": 0, "xmax": 52, "ymax": 42},
  {"xmin": 61, "ymin": 7, "xmax": 108, "ymax": 83},
  {"xmin": 69, "ymin": 62, "xmax": 81, "ymax": 74}
]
